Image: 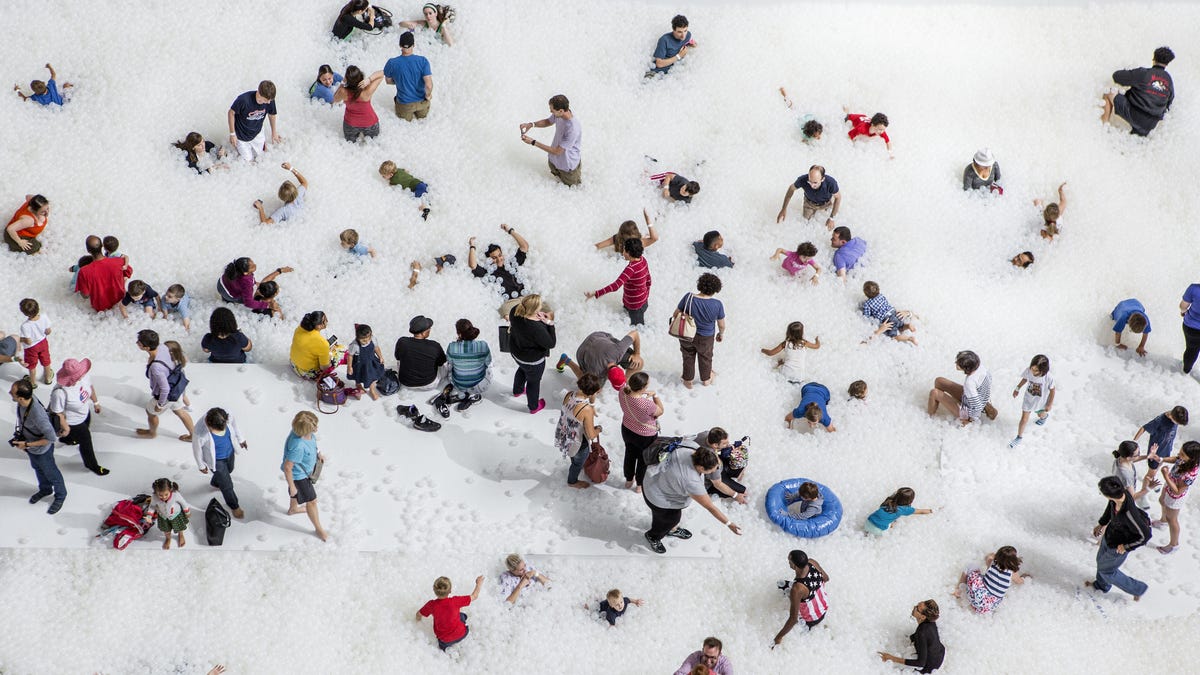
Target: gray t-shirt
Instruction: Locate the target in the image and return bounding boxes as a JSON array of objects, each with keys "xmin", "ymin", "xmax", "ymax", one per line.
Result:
[
  {"xmin": 575, "ymin": 332, "xmax": 633, "ymax": 377},
  {"xmin": 270, "ymin": 185, "xmax": 307, "ymax": 222},
  {"xmin": 644, "ymin": 447, "xmax": 718, "ymax": 510}
]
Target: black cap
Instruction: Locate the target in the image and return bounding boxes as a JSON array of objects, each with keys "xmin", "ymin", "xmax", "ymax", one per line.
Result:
[{"xmin": 409, "ymin": 315, "xmax": 433, "ymax": 334}]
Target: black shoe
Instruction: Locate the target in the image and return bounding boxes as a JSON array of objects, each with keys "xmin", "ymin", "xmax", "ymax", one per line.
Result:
[
  {"xmin": 28, "ymin": 490, "xmax": 52, "ymax": 504},
  {"xmin": 644, "ymin": 532, "xmax": 666, "ymax": 554},
  {"xmin": 433, "ymin": 397, "xmax": 450, "ymax": 419},
  {"xmin": 421, "ymin": 208, "xmax": 431, "ymax": 221},
  {"xmin": 60, "ymin": 437, "xmax": 79, "ymax": 446},
  {"xmin": 666, "ymin": 527, "xmax": 692, "ymax": 540},
  {"xmin": 397, "ymin": 404, "xmax": 419, "ymax": 419},
  {"xmin": 412, "ymin": 415, "xmax": 441, "ymax": 432},
  {"xmin": 457, "ymin": 393, "xmax": 482, "ymax": 411},
  {"xmin": 47, "ymin": 499, "xmax": 64, "ymax": 514},
  {"xmin": 92, "ymin": 467, "xmax": 111, "ymax": 476}
]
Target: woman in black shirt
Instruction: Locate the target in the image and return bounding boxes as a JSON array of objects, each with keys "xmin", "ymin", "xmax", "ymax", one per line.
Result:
[
  {"xmin": 878, "ymin": 599, "xmax": 945, "ymax": 674},
  {"xmin": 507, "ymin": 295, "xmax": 556, "ymax": 414}
]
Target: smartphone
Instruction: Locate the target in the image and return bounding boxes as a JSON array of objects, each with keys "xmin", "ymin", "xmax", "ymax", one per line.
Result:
[{"xmin": 327, "ymin": 335, "xmax": 337, "ymax": 346}]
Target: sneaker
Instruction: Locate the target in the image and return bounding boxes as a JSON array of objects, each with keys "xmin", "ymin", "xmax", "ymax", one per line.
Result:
[
  {"xmin": 396, "ymin": 404, "xmax": 419, "ymax": 419},
  {"xmin": 421, "ymin": 208, "xmax": 431, "ymax": 221},
  {"xmin": 530, "ymin": 399, "xmax": 546, "ymax": 414},
  {"xmin": 1008, "ymin": 436, "xmax": 1023, "ymax": 448},
  {"xmin": 456, "ymin": 393, "xmax": 482, "ymax": 411},
  {"xmin": 513, "ymin": 388, "xmax": 526, "ymax": 398},
  {"xmin": 412, "ymin": 414, "xmax": 442, "ymax": 432},
  {"xmin": 555, "ymin": 353, "xmax": 570, "ymax": 373},
  {"xmin": 984, "ymin": 403, "xmax": 998, "ymax": 420},
  {"xmin": 666, "ymin": 527, "xmax": 692, "ymax": 539},
  {"xmin": 47, "ymin": 499, "xmax": 64, "ymax": 515},
  {"xmin": 1035, "ymin": 413, "xmax": 1049, "ymax": 426},
  {"xmin": 644, "ymin": 532, "xmax": 666, "ymax": 554},
  {"xmin": 1151, "ymin": 520, "xmax": 1167, "ymax": 529},
  {"xmin": 433, "ymin": 397, "xmax": 450, "ymax": 419},
  {"xmin": 28, "ymin": 490, "xmax": 52, "ymax": 504},
  {"xmin": 92, "ymin": 467, "xmax": 110, "ymax": 476}
]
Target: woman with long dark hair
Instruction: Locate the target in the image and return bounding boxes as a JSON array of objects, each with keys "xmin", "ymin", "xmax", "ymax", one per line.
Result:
[
  {"xmin": 216, "ymin": 257, "xmax": 292, "ymax": 317},
  {"xmin": 332, "ymin": 65, "xmax": 385, "ymax": 142},
  {"xmin": 173, "ymin": 131, "xmax": 225, "ymax": 173}
]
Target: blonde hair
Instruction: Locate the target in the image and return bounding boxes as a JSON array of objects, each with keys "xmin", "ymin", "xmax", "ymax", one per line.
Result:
[
  {"xmin": 606, "ymin": 588, "xmax": 622, "ymax": 600},
  {"xmin": 291, "ymin": 411, "xmax": 319, "ymax": 437},
  {"xmin": 340, "ymin": 229, "xmax": 359, "ymax": 246},
  {"xmin": 512, "ymin": 295, "xmax": 543, "ymax": 319},
  {"xmin": 164, "ymin": 340, "xmax": 187, "ymax": 367},
  {"xmin": 433, "ymin": 576, "xmax": 452, "ymax": 597},
  {"xmin": 279, "ymin": 181, "xmax": 299, "ymax": 204},
  {"xmin": 504, "ymin": 553, "xmax": 524, "ymax": 572},
  {"xmin": 379, "ymin": 160, "xmax": 397, "ymax": 177}
]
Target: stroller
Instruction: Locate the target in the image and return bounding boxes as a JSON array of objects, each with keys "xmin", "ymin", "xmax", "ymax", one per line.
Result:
[{"xmin": 97, "ymin": 494, "xmax": 152, "ymax": 550}]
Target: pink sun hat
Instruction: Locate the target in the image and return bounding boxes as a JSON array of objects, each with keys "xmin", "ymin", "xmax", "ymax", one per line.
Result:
[{"xmin": 56, "ymin": 358, "xmax": 92, "ymax": 386}]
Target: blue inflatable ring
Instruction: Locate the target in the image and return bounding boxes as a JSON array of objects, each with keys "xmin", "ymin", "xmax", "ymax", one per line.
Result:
[{"xmin": 765, "ymin": 478, "xmax": 843, "ymax": 538}]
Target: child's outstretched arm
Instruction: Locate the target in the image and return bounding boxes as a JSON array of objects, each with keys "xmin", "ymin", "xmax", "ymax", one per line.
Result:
[
  {"xmin": 13, "ymin": 84, "xmax": 28, "ymax": 101},
  {"xmin": 761, "ymin": 341, "xmax": 784, "ymax": 356},
  {"xmin": 253, "ymin": 200, "xmax": 273, "ymax": 224},
  {"xmin": 915, "ymin": 508, "xmax": 934, "ymax": 515},
  {"xmin": 805, "ymin": 336, "xmax": 821, "ymax": 350},
  {"xmin": 282, "ymin": 163, "xmax": 308, "ymax": 189},
  {"xmin": 1057, "ymin": 182, "xmax": 1068, "ymax": 216},
  {"xmin": 1012, "ymin": 378, "xmax": 1027, "ymax": 398},
  {"xmin": 470, "ymin": 575, "xmax": 485, "ymax": 601}
]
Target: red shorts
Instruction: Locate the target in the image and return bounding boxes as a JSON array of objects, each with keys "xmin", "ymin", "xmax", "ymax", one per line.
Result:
[{"xmin": 23, "ymin": 339, "xmax": 49, "ymax": 368}]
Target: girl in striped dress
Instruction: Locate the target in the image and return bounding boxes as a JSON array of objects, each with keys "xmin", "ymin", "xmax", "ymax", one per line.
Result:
[
  {"xmin": 954, "ymin": 546, "xmax": 1028, "ymax": 614},
  {"xmin": 773, "ymin": 549, "xmax": 830, "ymax": 646}
]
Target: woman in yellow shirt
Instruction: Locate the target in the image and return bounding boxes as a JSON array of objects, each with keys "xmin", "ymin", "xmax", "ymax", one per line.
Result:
[{"xmin": 290, "ymin": 311, "xmax": 332, "ymax": 379}]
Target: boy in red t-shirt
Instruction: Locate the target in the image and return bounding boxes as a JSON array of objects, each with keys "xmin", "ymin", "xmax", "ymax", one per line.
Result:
[
  {"xmin": 417, "ymin": 575, "xmax": 484, "ymax": 651},
  {"xmin": 844, "ymin": 108, "xmax": 893, "ymax": 157}
]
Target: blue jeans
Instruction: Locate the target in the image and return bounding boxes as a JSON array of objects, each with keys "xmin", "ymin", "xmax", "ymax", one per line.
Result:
[
  {"xmin": 28, "ymin": 446, "xmax": 67, "ymax": 501},
  {"xmin": 1094, "ymin": 539, "xmax": 1148, "ymax": 597},
  {"xmin": 567, "ymin": 436, "xmax": 591, "ymax": 484},
  {"xmin": 212, "ymin": 454, "xmax": 240, "ymax": 510}
]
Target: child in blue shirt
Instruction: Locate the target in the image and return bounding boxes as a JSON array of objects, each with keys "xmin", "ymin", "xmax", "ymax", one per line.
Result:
[
  {"xmin": 120, "ymin": 280, "xmax": 161, "ymax": 319},
  {"xmin": 1134, "ymin": 405, "xmax": 1188, "ymax": 489},
  {"xmin": 14, "ymin": 63, "xmax": 73, "ymax": 106},
  {"xmin": 339, "ymin": 229, "xmax": 377, "ymax": 258},
  {"xmin": 865, "ymin": 487, "xmax": 933, "ymax": 535},
  {"xmin": 861, "ymin": 281, "xmax": 917, "ymax": 345},
  {"xmin": 785, "ymin": 382, "xmax": 835, "ymax": 432},
  {"xmin": 162, "ymin": 284, "xmax": 193, "ymax": 331},
  {"xmin": 1111, "ymin": 298, "xmax": 1150, "ymax": 356}
]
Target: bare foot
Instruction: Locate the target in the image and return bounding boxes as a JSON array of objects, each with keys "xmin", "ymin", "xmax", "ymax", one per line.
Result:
[
  {"xmin": 136, "ymin": 429, "xmax": 156, "ymax": 438},
  {"xmin": 178, "ymin": 532, "xmax": 186, "ymax": 548},
  {"xmin": 951, "ymin": 588, "xmax": 962, "ymax": 599},
  {"xmin": 163, "ymin": 538, "xmax": 171, "ymax": 550},
  {"xmin": 369, "ymin": 389, "xmax": 380, "ymax": 401},
  {"xmin": 287, "ymin": 506, "xmax": 306, "ymax": 515},
  {"xmin": 624, "ymin": 481, "xmax": 634, "ymax": 489},
  {"xmin": 681, "ymin": 379, "xmax": 693, "ymax": 389},
  {"xmin": 1084, "ymin": 581, "xmax": 1094, "ymax": 589},
  {"xmin": 568, "ymin": 481, "xmax": 592, "ymax": 489},
  {"xmin": 701, "ymin": 379, "xmax": 713, "ymax": 387},
  {"xmin": 178, "ymin": 434, "xmax": 192, "ymax": 442},
  {"xmin": 635, "ymin": 485, "xmax": 642, "ymax": 494},
  {"xmin": 1133, "ymin": 594, "xmax": 1142, "ymax": 602},
  {"xmin": 316, "ymin": 529, "xmax": 329, "ymax": 542}
]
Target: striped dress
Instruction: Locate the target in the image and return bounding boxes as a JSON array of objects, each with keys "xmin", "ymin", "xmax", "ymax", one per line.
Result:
[
  {"xmin": 447, "ymin": 339, "xmax": 492, "ymax": 392},
  {"xmin": 595, "ymin": 257, "xmax": 651, "ymax": 309}
]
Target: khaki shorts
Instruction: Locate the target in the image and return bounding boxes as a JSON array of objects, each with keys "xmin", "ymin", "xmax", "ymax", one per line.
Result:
[
  {"xmin": 549, "ymin": 158, "xmax": 582, "ymax": 186},
  {"xmin": 395, "ymin": 99, "xmax": 431, "ymax": 121},
  {"xmin": 802, "ymin": 198, "xmax": 832, "ymax": 220},
  {"xmin": 146, "ymin": 399, "xmax": 186, "ymax": 415}
]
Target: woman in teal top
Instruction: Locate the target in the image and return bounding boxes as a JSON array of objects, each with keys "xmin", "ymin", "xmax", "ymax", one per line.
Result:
[{"xmin": 281, "ymin": 411, "xmax": 328, "ymax": 541}]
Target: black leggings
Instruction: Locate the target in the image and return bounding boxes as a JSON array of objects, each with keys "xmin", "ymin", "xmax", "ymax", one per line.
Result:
[
  {"xmin": 621, "ymin": 427, "xmax": 656, "ymax": 485},
  {"xmin": 644, "ymin": 493, "xmax": 683, "ymax": 541},
  {"xmin": 1183, "ymin": 324, "xmax": 1200, "ymax": 374},
  {"xmin": 61, "ymin": 412, "xmax": 101, "ymax": 473},
  {"xmin": 512, "ymin": 358, "xmax": 546, "ymax": 411}
]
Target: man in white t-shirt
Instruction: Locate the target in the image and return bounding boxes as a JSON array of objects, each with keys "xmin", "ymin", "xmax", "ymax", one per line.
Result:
[{"xmin": 47, "ymin": 358, "xmax": 107, "ymax": 475}]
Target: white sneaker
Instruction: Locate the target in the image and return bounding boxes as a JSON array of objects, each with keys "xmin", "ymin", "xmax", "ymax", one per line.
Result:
[{"xmin": 1008, "ymin": 436, "xmax": 1023, "ymax": 448}]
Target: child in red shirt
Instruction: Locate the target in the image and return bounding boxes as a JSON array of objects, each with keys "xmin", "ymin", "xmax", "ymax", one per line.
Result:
[
  {"xmin": 417, "ymin": 575, "xmax": 484, "ymax": 651},
  {"xmin": 845, "ymin": 110, "xmax": 893, "ymax": 157},
  {"xmin": 587, "ymin": 238, "xmax": 652, "ymax": 326}
]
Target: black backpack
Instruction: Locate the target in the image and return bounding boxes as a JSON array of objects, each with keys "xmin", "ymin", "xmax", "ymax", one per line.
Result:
[
  {"xmin": 642, "ymin": 436, "xmax": 697, "ymax": 468},
  {"xmin": 205, "ymin": 498, "xmax": 231, "ymax": 546},
  {"xmin": 377, "ymin": 369, "xmax": 401, "ymax": 396}
]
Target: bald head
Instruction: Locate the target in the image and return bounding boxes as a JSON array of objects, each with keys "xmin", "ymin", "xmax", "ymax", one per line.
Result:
[{"xmin": 85, "ymin": 235, "xmax": 102, "ymax": 256}]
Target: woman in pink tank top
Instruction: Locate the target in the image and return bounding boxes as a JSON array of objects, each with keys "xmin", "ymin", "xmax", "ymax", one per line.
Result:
[{"xmin": 334, "ymin": 65, "xmax": 383, "ymax": 142}]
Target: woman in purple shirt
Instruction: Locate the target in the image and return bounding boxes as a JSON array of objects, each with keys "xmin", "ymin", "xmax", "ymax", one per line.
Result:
[{"xmin": 217, "ymin": 257, "xmax": 293, "ymax": 317}]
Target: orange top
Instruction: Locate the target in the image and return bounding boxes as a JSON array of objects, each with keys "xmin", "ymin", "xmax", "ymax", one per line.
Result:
[{"xmin": 7, "ymin": 200, "xmax": 47, "ymax": 238}]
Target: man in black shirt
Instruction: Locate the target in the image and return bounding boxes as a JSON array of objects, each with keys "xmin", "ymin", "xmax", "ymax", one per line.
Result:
[
  {"xmin": 394, "ymin": 315, "xmax": 446, "ymax": 388},
  {"xmin": 1086, "ymin": 476, "xmax": 1152, "ymax": 599},
  {"xmin": 1102, "ymin": 46, "xmax": 1175, "ymax": 136},
  {"xmin": 468, "ymin": 224, "xmax": 531, "ymax": 317}
]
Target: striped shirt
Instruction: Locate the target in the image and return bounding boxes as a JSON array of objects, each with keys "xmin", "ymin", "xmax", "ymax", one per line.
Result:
[
  {"xmin": 861, "ymin": 294, "xmax": 895, "ymax": 322},
  {"xmin": 982, "ymin": 564, "xmax": 1013, "ymax": 598},
  {"xmin": 595, "ymin": 257, "xmax": 651, "ymax": 309},
  {"xmin": 619, "ymin": 388, "xmax": 659, "ymax": 436},
  {"xmin": 447, "ymin": 339, "xmax": 491, "ymax": 390},
  {"xmin": 960, "ymin": 367, "xmax": 992, "ymax": 422}
]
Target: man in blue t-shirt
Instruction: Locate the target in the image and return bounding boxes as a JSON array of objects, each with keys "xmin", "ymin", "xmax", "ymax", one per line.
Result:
[
  {"xmin": 384, "ymin": 31, "xmax": 433, "ymax": 121},
  {"xmin": 650, "ymin": 15, "xmax": 695, "ymax": 75},
  {"xmin": 776, "ymin": 165, "xmax": 842, "ymax": 230},
  {"xmin": 831, "ymin": 226, "xmax": 867, "ymax": 279},
  {"xmin": 227, "ymin": 80, "xmax": 279, "ymax": 163}
]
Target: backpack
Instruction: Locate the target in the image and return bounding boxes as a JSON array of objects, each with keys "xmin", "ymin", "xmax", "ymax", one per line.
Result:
[
  {"xmin": 642, "ymin": 436, "xmax": 697, "ymax": 468},
  {"xmin": 377, "ymin": 369, "xmax": 401, "ymax": 396},
  {"xmin": 147, "ymin": 359, "xmax": 189, "ymax": 402},
  {"xmin": 584, "ymin": 440, "xmax": 610, "ymax": 483},
  {"xmin": 101, "ymin": 496, "xmax": 151, "ymax": 550},
  {"xmin": 205, "ymin": 498, "xmax": 231, "ymax": 546}
]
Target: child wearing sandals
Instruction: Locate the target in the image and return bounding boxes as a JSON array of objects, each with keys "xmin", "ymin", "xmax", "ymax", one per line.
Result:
[
  {"xmin": 761, "ymin": 321, "xmax": 820, "ymax": 383},
  {"xmin": 346, "ymin": 324, "xmax": 386, "ymax": 400},
  {"xmin": 148, "ymin": 477, "xmax": 191, "ymax": 550},
  {"xmin": 786, "ymin": 481, "xmax": 824, "ymax": 519},
  {"xmin": 1008, "ymin": 354, "xmax": 1056, "ymax": 448},
  {"xmin": 864, "ymin": 487, "xmax": 933, "ymax": 535},
  {"xmin": 954, "ymin": 546, "xmax": 1029, "ymax": 614}
]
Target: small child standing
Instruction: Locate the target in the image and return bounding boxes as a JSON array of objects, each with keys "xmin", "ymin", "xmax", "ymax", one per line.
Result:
[
  {"xmin": 587, "ymin": 238, "xmax": 651, "ymax": 326},
  {"xmin": 760, "ymin": 321, "xmax": 820, "ymax": 383},
  {"xmin": 1008, "ymin": 354, "xmax": 1056, "ymax": 448},
  {"xmin": 120, "ymin": 280, "xmax": 162, "ymax": 319},
  {"xmin": 254, "ymin": 163, "xmax": 309, "ymax": 224},
  {"xmin": 1134, "ymin": 405, "xmax": 1189, "ymax": 489},
  {"xmin": 592, "ymin": 589, "xmax": 645, "ymax": 626},
  {"xmin": 771, "ymin": 242, "xmax": 821, "ymax": 283},
  {"xmin": 844, "ymin": 109, "xmax": 893, "ymax": 157},
  {"xmin": 13, "ymin": 63, "xmax": 73, "ymax": 105},
  {"xmin": 339, "ymin": 229, "xmax": 377, "ymax": 259},
  {"xmin": 416, "ymin": 575, "xmax": 485, "ymax": 651},
  {"xmin": 861, "ymin": 281, "xmax": 917, "ymax": 345},
  {"xmin": 786, "ymin": 482, "xmax": 824, "ymax": 519},
  {"xmin": 864, "ymin": 487, "xmax": 933, "ymax": 535},
  {"xmin": 148, "ymin": 477, "xmax": 191, "ymax": 549},
  {"xmin": 18, "ymin": 298, "xmax": 52, "ymax": 385},
  {"xmin": 162, "ymin": 284, "xmax": 193, "ymax": 330},
  {"xmin": 346, "ymin": 324, "xmax": 386, "ymax": 400},
  {"xmin": 379, "ymin": 160, "xmax": 431, "ymax": 219},
  {"xmin": 1112, "ymin": 440, "xmax": 1157, "ymax": 509}
]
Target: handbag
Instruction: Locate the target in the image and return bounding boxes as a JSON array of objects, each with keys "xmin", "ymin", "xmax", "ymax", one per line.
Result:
[
  {"xmin": 309, "ymin": 457, "xmax": 324, "ymax": 484},
  {"xmin": 316, "ymin": 367, "xmax": 350, "ymax": 414},
  {"xmin": 668, "ymin": 293, "xmax": 698, "ymax": 341},
  {"xmin": 497, "ymin": 325, "xmax": 512, "ymax": 353},
  {"xmin": 583, "ymin": 439, "xmax": 610, "ymax": 483}
]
